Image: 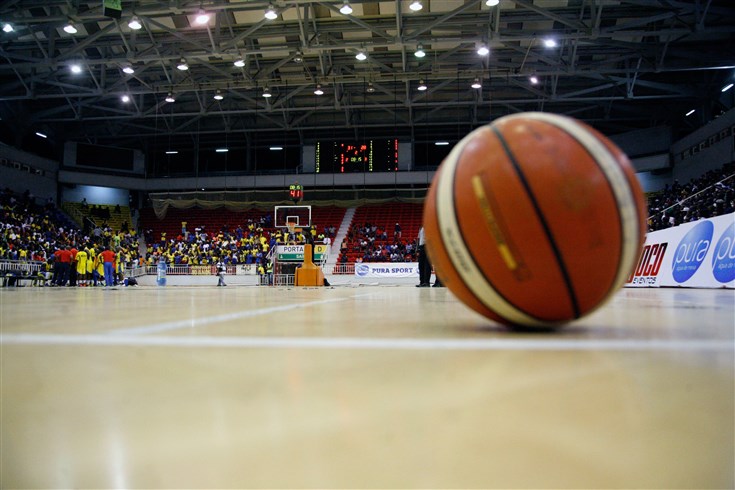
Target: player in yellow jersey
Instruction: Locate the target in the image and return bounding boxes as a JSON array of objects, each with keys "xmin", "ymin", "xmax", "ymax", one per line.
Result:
[{"xmin": 76, "ymin": 248, "xmax": 88, "ymax": 286}]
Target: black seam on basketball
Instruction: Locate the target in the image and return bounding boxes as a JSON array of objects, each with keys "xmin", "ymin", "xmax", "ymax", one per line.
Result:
[
  {"xmin": 490, "ymin": 126, "xmax": 581, "ymax": 319},
  {"xmin": 444, "ymin": 129, "xmax": 543, "ymax": 324},
  {"xmin": 535, "ymin": 119, "xmax": 631, "ymax": 305}
]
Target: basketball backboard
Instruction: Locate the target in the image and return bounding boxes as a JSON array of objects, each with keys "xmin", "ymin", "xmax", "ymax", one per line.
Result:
[{"xmin": 274, "ymin": 205, "xmax": 311, "ymax": 229}]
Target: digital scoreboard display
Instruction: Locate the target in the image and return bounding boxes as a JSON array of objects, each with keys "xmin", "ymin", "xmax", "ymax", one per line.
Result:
[{"xmin": 315, "ymin": 139, "xmax": 398, "ymax": 173}]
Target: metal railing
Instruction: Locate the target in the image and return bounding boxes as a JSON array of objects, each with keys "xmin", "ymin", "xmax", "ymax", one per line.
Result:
[{"xmin": 332, "ymin": 263, "xmax": 355, "ymax": 275}]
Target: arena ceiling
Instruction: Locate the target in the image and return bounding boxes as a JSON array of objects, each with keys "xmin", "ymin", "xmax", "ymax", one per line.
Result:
[{"xmin": 1, "ymin": 0, "xmax": 734, "ymax": 156}]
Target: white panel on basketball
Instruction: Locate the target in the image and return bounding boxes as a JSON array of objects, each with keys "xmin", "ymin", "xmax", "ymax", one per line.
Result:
[
  {"xmin": 434, "ymin": 126, "xmax": 549, "ymax": 327},
  {"xmin": 520, "ymin": 112, "xmax": 642, "ymax": 299}
]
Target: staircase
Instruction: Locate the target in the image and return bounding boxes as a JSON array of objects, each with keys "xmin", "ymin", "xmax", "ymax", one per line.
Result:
[{"xmin": 323, "ymin": 207, "xmax": 356, "ymax": 274}]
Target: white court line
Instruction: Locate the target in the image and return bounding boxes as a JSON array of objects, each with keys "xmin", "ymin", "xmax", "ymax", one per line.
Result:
[
  {"xmin": 0, "ymin": 333, "xmax": 732, "ymax": 352},
  {"xmin": 107, "ymin": 294, "xmax": 376, "ymax": 336}
]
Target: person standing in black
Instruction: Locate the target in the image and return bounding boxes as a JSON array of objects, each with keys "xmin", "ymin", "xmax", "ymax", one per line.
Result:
[{"xmin": 416, "ymin": 226, "xmax": 431, "ymax": 287}]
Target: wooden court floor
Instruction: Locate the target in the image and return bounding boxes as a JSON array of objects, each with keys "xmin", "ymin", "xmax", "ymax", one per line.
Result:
[{"xmin": 1, "ymin": 285, "xmax": 733, "ymax": 489}]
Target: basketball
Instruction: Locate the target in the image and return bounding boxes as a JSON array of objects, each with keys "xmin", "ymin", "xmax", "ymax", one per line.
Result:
[{"xmin": 423, "ymin": 112, "xmax": 648, "ymax": 328}]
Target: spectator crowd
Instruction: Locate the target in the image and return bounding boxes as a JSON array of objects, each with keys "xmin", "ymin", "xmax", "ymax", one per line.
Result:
[{"xmin": 647, "ymin": 163, "xmax": 734, "ymax": 231}]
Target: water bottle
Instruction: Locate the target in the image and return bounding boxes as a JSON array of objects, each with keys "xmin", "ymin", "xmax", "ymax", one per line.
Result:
[{"xmin": 157, "ymin": 257, "xmax": 167, "ymax": 286}]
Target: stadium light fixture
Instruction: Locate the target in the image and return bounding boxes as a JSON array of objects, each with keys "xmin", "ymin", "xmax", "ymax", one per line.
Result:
[
  {"xmin": 194, "ymin": 9, "xmax": 210, "ymax": 25},
  {"xmin": 3, "ymin": 23, "xmax": 14, "ymax": 33},
  {"xmin": 177, "ymin": 58, "xmax": 189, "ymax": 70},
  {"xmin": 262, "ymin": 87, "xmax": 272, "ymax": 98},
  {"xmin": 270, "ymin": 146, "xmax": 284, "ymax": 151},
  {"xmin": 477, "ymin": 43, "xmax": 489, "ymax": 56},
  {"xmin": 409, "ymin": 0, "xmax": 423, "ymax": 11},
  {"xmin": 435, "ymin": 141, "xmax": 449, "ymax": 146},
  {"xmin": 264, "ymin": 5, "xmax": 278, "ymax": 20},
  {"xmin": 543, "ymin": 38, "xmax": 558, "ymax": 48},
  {"xmin": 63, "ymin": 21, "xmax": 77, "ymax": 34},
  {"xmin": 417, "ymin": 80, "xmax": 427, "ymax": 91},
  {"xmin": 233, "ymin": 58, "xmax": 245, "ymax": 67},
  {"xmin": 485, "ymin": 0, "xmax": 500, "ymax": 6},
  {"xmin": 471, "ymin": 77, "xmax": 482, "ymax": 89},
  {"xmin": 70, "ymin": 63, "xmax": 82, "ymax": 74},
  {"xmin": 122, "ymin": 64, "xmax": 135, "ymax": 74},
  {"xmin": 128, "ymin": 16, "xmax": 142, "ymax": 30},
  {"xmin": 35, "ymin": 132, "xmax": 48, "ymax": 139},
  {"xmin": 293, "ymin": 51, "xmax": 303, "ymax": 63},
  {"xmin": 314, "ymin": 84, "xmax": 324, "ymax": 95},
  {"xmin": 339, "ymin": 1, "xmax": 353, "ymax": 15},
  {"xmin": 529, "ymin": 75, "xmax": 539, "ymax": 85},
  {"xmin": 165, "ymin": 92, "xmax": 175, "ymax": 103},
  {"xmin": 213, "ymin": 90, "xmax": 224, "ymax": 101},
  {"xmin": 685, "ymin": 109, "xmax": 695, "ymax": 116},
  {"xmin": 121, "ymin": 95, "xmax": 130, "ymax": 103},
  {"xmin": 367, "ymin": 82, "xmax": 375, "ymax": 93},
  {"xmin": 415, "ymin": 44, "xmax": 426, "ymax": 58},
  {"xmin": 356, "ymin": 50, "xmax": 367, "ymax": 61},
  {"xmin": 165, "ymin": 150, "xmax": 178, "ymax": 155},
  {"xmin": 216, "ymin": 148, "xmax": 229, "ymax": 153},
  {"xmin": 722, "ymin": 83, "xmax": 734, "ymax": 92}
]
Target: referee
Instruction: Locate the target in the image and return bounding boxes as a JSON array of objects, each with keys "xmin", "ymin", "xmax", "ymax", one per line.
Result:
[{"xmin": 416, "ymin": 226, "xmax": 431, "ymax": 287}]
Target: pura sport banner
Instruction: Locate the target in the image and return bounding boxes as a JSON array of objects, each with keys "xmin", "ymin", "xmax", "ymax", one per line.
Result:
[
  {"xmin": 354, "ymin": 262, "xmax": 419, "ymax": 278},
  {"xmin": 626, "ymin": 212, "xmax": 735, "ymax": 288}
]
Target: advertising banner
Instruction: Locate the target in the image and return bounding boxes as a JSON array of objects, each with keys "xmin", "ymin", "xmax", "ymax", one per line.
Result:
[
  {"xmin": 236, "ymin": 264, "xmax": 257, "ymax": 275},
  {"xmin": 276, "ymin": 244, "xmax": 328, "ymax": 261},
  {"xmin": 626, "ymin": 212, "xmax": 734, "ymax": 288},
  {"xmin": 354, "ymin": 262, "xmax": 419, "ymax": 278}
]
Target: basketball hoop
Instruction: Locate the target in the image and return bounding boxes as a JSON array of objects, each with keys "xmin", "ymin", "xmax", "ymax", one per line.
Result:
[{"xmin": 286, "ymin": 221, "xmax": 297, "ymax": 236}]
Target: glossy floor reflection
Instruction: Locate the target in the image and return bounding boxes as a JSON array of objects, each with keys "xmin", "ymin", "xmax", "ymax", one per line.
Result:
[{"xmin": 1, "ymin": 286, "xmax": 733, "ymax": 488}]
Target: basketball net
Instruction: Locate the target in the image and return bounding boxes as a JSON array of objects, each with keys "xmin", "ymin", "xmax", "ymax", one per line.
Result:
[{"xmin": 286, "ymin": 221, "xmax": 302, "ymax": 238}]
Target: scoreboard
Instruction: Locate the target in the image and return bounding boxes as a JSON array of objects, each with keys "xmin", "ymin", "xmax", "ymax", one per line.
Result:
[{"xmin": 315, "ymin": 139, "xmax": 398, "ymax": 173}]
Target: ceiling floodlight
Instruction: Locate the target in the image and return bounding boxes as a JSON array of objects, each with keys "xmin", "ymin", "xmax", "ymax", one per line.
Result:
[
  {"xmin": 270, "ymin": 146, "xmax": 283, "ymax": 151},
  {"xmin": 340, "ymin": 1, "xmax": 353, "ymax": 15},
  {"xmin": 722, "ymin": 83, "xmax": 734, "ymax": 92},
  {"xmin": 417, "ymin": 80, "xmax": 427, "ymax": 91},
  {"xmin": 216, "ymin": 148, "xmax": 229, "ymax": 153},
  {"xmin": 264, "ymin": 5, "xmax": 278, "ymax": 20},
  {"xmin": 314, "ymin": 84, "xmax": 324, "ymax": 95},
  {"xmin": 3, "ymin": 23, "xmax": 14, "ymax": 33},
  {"xmin": 194, "ymin": 9, "xmax": 210, "ymax": 25},
  {"xmin": 233, "ymin": 58, "xmax": 245, "ymax": 67},
  {"xmin": 165, "ymin": 92, "xmax": 175, "ymax": 103},
  {"xmin": 177, "ymin": 58, "xmax": 189, "ymax": 70},
  {"xmin": 477, "ymin": 43, "xmax": 489, "ymax": 56},
  {"xmin": 213, "ymin": 90, "xmax": 224, "ymax": 101},
  {"xmin": 367, "ymin": 82, "xmax": 375, "ymax": 93},
  {"xmin": 529, "ymin": 75, "xmax": 539, "ymax": 84},
  {"xmin": 121, "ymin": 95, "xmax": 130, "ymax": 103},
  {"xmin": 122, "ymin": 64, "xmax": 135, "ymax": 74},
  {"xmin": 70, "ymin": 63, "xmax": 82, "ymax": 74},
  {"xmin": 128, "ymin": 16, "xmax": 142, "ymax": 30},
  {"xmin": 414, "ymin": 44, "xmax": 426, "ymax": 58},
  {"xmin": 165, "ymin": 150, "xmax": 178, "ymax": 155},
  {"xmin": 435, "ymin": 141, "xmax": 449, "ymax": 146},
  {"xmin": 356, "ymin": 50, "xmax": 367, "ymax": 61},
  {"xmin": 293, "ymin": 51, "xmax": 303, "ymax": 62},
  {"xmin": 471, "ymin": 78, "xmax": 482, "ymax": 89},
  {"xmin": 63, "ymin": 21, "xmax": 77, "ymax": 34},
  {"xmin": 685, "ymin": 109, "xmax": 695, "ymax": 116},
  {"xmin": 543, "ymin": 38, "xmax": 558, "ymax": 48},
  {"xmin": 485, "ymin": 0, "xmax": 500, "ymax": 6},
  {"xmin": 35, "ymin": 132, "xmax": 48, "ymax": 139},
  {"xmin": 409, "ymin": 0, "xmax": 423, "ymax": 11},
  {"xmin": 262, "ymin": 87, "xmax": 272, "ymax": 98}
]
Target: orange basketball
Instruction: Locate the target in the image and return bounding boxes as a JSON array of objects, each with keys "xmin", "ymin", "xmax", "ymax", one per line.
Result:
[{"xmin": 423, "ymin": 112, "xmax": 647, "ymax": 328}]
